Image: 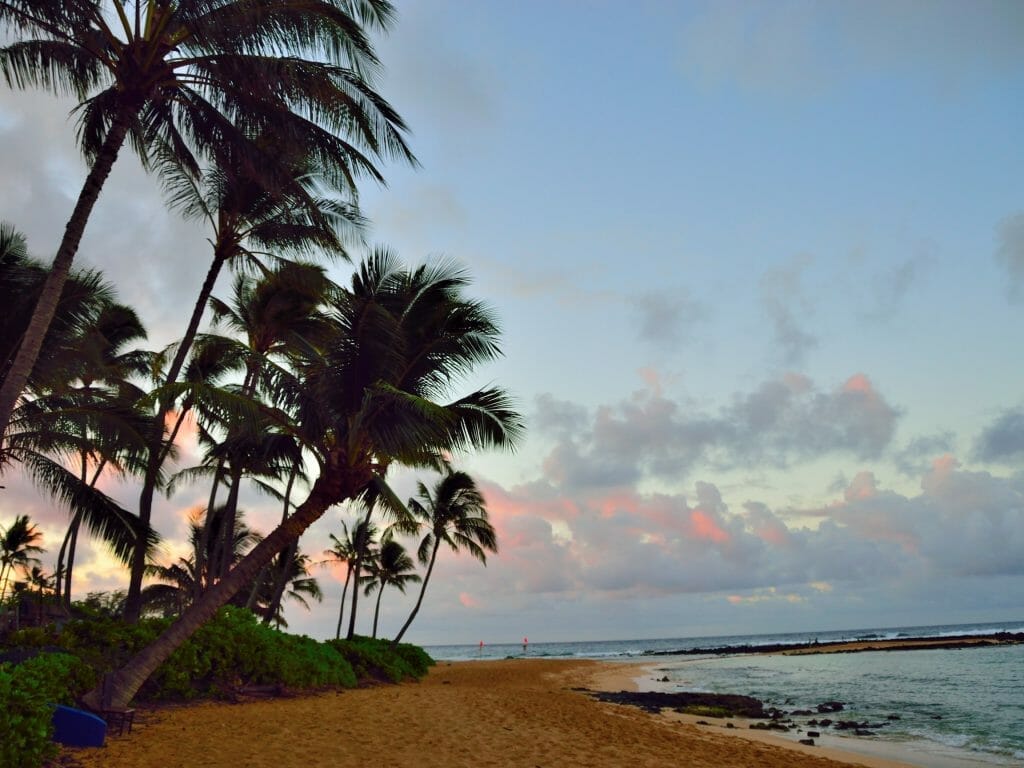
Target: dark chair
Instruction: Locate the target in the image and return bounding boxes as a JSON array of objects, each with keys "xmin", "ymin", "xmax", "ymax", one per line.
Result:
[{"xmin": 98, "ymin": 673, "xmax": 136, "ymax": 736}]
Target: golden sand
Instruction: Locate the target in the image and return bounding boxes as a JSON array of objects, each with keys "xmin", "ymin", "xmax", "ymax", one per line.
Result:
[{"xmin": 65, "ymin": 659, "xmax": 919, "ymax": 768}]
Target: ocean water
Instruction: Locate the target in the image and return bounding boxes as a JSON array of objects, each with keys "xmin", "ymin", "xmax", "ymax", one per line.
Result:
[{"xmin": 427, "ymin": 620, "xmax": 1024, "ymax": 767}]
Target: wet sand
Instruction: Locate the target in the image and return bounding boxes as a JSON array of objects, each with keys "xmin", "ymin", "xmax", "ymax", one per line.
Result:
[{"xmin": 67, "ymin": 659, "xmax": 917, "ymax": 768}]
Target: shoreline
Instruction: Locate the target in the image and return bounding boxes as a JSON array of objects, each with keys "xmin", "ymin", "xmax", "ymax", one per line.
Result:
[
  {"xmin": 639, "ymin": 632, "xmax": 1024, "ymax": 658},
  {"xmin": 66, "ymin": 658, "xmax": 930, "ymax": 768},
  {"xmin": 613, "ymin": 637, "xmax": 1021, "ymax": 768}
]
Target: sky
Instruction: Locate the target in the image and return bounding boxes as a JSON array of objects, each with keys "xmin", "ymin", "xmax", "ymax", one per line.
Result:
[{"xmin": 1, "ymin": 0, "xmax": 1023, "ymax": 646}]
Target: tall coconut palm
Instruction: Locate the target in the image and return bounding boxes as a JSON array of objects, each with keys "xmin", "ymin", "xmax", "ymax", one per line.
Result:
[
  {"xmin": 0, "ymin": 0, "xmax": 414, "ymax": 445},
  {"xmin": 0, "ymin": 514, "xmax": 44, "ymax": 602},
  {"xmin": 86, "ymin": 252, "xmax": 522, "ymax": 708},
  {"xmin": 392, "ymin": 471, "xmax": 496, "ymax": 645},
  {"xmin": 1, "ymin": 229, "xmax": 157, "ymax": 594},
  {"xmin": 126, "ymin": 149, "xmax": 360, "ymax": 620},
  {"xmin": 323, "ymin": 518, "xmax": 376, "ymax": 639},
  {"xmin": 361, "ymin": 537, "xmax": 418, "ymax": 639},
  {"xmin": 52, "ymin": 300, "xmax": 152, "ymax": 609},
  {"xmin": 179, "ymin": 263, "xmax": 332, "ymax": 602}
]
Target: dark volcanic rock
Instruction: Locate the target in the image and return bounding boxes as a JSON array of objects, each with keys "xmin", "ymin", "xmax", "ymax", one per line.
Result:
[
  {"xmin": 817, "ymin": 701, "xmax": 845, "ymax": 713},
  {"xmin": 799, "ymin": 738, "xmax": 816, "ymax": 746},
  {"xmin": 589, "ymin": 690, "xmax": 766, "ymax": 718}
]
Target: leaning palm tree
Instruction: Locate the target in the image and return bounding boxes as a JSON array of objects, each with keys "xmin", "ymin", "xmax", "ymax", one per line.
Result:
[
  {"xmin": 0, "ymin": 0, "xmax": 414, "ymax": 444},
  {"xmin": 86, "ymin": 252, "xmax": 522, "ymax": 708},
  {"xmin": 361, "ymin": 537, "xmax": 419, "ymax": 639},
  {"xmin": 392, "ymin": 471, "xmax": 496, "ymax": 644},
  {"xmin": 0, "ymin": 514, "xmax": 44, "ymax": 602}
]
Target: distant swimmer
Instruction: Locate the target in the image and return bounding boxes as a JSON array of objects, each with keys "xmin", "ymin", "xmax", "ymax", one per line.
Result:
[{"xmin": 523, "ymin": 636, "xmax": 528, "ymax": 654}]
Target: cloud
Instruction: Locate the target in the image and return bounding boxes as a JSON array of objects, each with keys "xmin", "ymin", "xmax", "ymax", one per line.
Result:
[
  {"xmin": 535, "ymin": 372, "xmax": 899, "ymax": 492},
  {"xmin": 975, "ymin": 407, "xmax": 1024, "ymax": 463},
  {"xmin": 469, "ymin": 456, "xmax": 1024, "ymax": 614},
  {"xmin": 893, "ymin": 432, "xmax": 957, "ymax": 476},
  {"xmin": 629, "ymin": 289, "xmax": 707, "ymax": 347},
  {"xmin": 760, "ymin": 255, "xmax": 818, "ymax": 365},
  {"xmin": 676, "ymin": 0, "xmax": 1024, "ymax": 97},
  {"xmin": 995, "ymin": 212, "xmax": 1024, "ymax": 302}
]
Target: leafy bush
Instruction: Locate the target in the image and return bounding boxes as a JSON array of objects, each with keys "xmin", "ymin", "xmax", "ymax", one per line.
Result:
[
  {"xmin": 3, "ymin": 610, "xmax": 429, "ymax": 706},
  {"xmin": 327, "ymin": 636, "xmax": 434, "ymax": 683},
  {"xmin": 0, "ymin": 653, "xmax": 95, "ymax": 768}
]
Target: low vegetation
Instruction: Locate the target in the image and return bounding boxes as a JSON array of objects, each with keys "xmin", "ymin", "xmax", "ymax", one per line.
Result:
[{"xmin": 0, "ymin": 607, "xmax": 433, "ymax": 768}]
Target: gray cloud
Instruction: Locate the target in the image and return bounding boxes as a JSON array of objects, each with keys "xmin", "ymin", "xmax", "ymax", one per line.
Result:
[
  {"xmin": 535, "ymin": 372, "xmax": 900, "ymax": 492},
  {"xmin": 974, "ymin": 407, "xmax": 1024, "ymax": 463},
  {"xmin": 893, "ymin": 432, "xmax": 956, "ymax": 476},
  {"xmin": 995, "ymin": 212, "xmax": 1024, "ymax": 303},
  {"xmin": 630, "ymin": 289, "xmax": 707, "ymax": 348},
  {"xmin": 760, "ymin": 255, "xmax": 818, "ymax": 366},
  {"xmin": 676, "ymin": 0, "xmax": 1024, "ymax": 97}
]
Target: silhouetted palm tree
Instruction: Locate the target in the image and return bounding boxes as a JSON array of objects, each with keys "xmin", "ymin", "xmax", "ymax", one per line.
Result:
[
  {"xmin": 323, "ymin": 518, "xmax": 377, "ymax": 639},
  {"xmin": 0, "ymin": 0, "xmax": 414, "ymax": 449},
  {"xmin": 392, "ymin": 471, "xmax": 496, "ymax": 644},
  {"xmin": 0, "ymin": 514, "xmax": 44, "ymax": 602},
  {"xmin": 361, "ymin": 537, "xmax": 418, "ymax": 639},
  {"xmin": 88, "ymin": 253, "xmax": 521, "ymax": 708}
]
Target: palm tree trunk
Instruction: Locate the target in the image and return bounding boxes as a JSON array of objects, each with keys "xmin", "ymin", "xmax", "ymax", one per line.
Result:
[
  {"xmin": 215, "ymin": 470, "xmax": 243, "ymax": 582},
  {"xmin": 371, "ymin": 585, "xmax": 384, "ymax": 639},
  {"xmin": 392, "ymin": 542, "xmax": 439, "ymax": 645},
  {"xmin": 193, "ymin": 459, "xmax": 226, "ymax": 602},
  {"xmin": 62, "ymin": 515, "xmax": 82, "ymax": 608},
  {"xmin": 0, "ymin": 108, "xmax": 135, "ymax": 442},
  {"xmin": 81, "ymin": 472, "xmax": 345, "ymax": 710},
  {"xmin": 335, "ymin": 566, "xmax": 352, "ymax": 640},
  {"xmin": 124, "ymin": 250, "xmax": 229, "ymax": 621},
  {"xmin": 123, "ymin": 452, "xmax": 161, "ymax": 622},
  {"xmin": 345, "ymin": 505, "xmax": 376, "ymax": 641},
  {"xmin": 260, "ymin": 464, "xmax": 298, "ymax": 621}
]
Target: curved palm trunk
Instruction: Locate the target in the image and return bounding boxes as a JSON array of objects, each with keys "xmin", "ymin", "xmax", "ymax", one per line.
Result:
[
  {"xmin": 259, "ymin": 462, "xmax": 298, "ymax": 620},
  {"xmin": 345, "ymin": 504, "xmax": 376, "ymax": 640},
  {"xmin": 214, "ymin": 470, "xmax": 244, "ymax": 582},
  {"xmin": 123, "ymin": 454, "xmax": 161, "ymax": 622},
  {"xmin": 0, "ymin": 109, "xmax": 134, "ymax": 442},
  {"xmin": 124, "ymin": 251, "xmax": 229, "ymax": 621},
  {"xmin": 371, "ymin": 585, "xmax": 384, "ymax": 639},
  {"xmin": 334, "ymin": 565, "xmax": 353, "ymax": 640},
  {"xmin": 62, "ymin": 515, "xmax": 82, "ymax": 609},
  {"xmin": 392, "ymin": 541, "xmax": 439, "ymax": 646},
  {"xmin": 193, "ymin": 458, "xmax": 226, "ymax": 602},
  {"xmin": 82, "ymin": 471, "xmax": 346, "ymax": 710}
]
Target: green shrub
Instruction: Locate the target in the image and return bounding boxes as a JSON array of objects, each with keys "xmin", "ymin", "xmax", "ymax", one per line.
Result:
[
  {"xmin": 0, "ymin": 653, "xmax": 95, "ymax": 768},
  {"xmin": 147, "ymin": 607, "xmax": 356, "ymax": 699},
  {"xmin": 327, "ymin": 636, "xmax": 434, "ymax": 683}
]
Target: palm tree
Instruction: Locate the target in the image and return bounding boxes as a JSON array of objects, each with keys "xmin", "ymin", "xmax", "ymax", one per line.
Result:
[
  {"xmin": 53, "ymin": 300, "xmax": 152, "ymax": 609},
  {"xmin": 0, "ymin": 514, "xmax": 44, "ymax": 603},
  {"xmin": 361, "ymin": 537, "xmax": 418, "ymax": 639},
  {"xmin": 392, "ymin": 471, "xmax": 496, "ymax": 644},
  {"xmin": 126, "ymin": 148, "xmax": 359, "ymax": 619},
  {"xmin": 0, "ymin": 0, "xmax": 414, "ymax": 445},
  {"xmin": 323, "ymin": 518, "xmax": 376, "ymax": 639},
  {"xmin": 86, "ymin": 252, "xmax": 522, "ymax": 708},
  {"xmin": 251, "ymin": 548, "xmax": 322, "ymax": 629},
  {"xmin": 143, "ymin": 506, "xmax": 319, "ymax": 626},
  {"xmin": 1, "ymin": 230, "xmax": 156, "ymax": 607}
]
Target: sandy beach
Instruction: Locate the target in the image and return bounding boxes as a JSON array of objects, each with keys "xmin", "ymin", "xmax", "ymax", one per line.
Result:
[{"xmin": 66, "ymin": 659, "xmax": 919, "ymax": 768}]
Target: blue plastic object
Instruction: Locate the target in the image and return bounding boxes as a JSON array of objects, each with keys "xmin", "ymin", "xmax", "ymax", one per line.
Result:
[{"xmin": 51, "ymin": 704, "xmax": 106, "ymax": 747}]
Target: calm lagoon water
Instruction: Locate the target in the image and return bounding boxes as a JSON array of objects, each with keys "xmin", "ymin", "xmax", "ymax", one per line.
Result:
[{"xmin": 428, "ymin": 621, "xmax": 1024, "ymax": 767}]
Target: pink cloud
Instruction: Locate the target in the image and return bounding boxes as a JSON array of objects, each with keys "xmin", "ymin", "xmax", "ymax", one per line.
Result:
[
  {"xmin": 689, "ymin": 509, "xmax": 731, "ymax": 544},
  {"xmin": 458, "ymin": 591, "xmax": 481, "ymax": 609}
]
